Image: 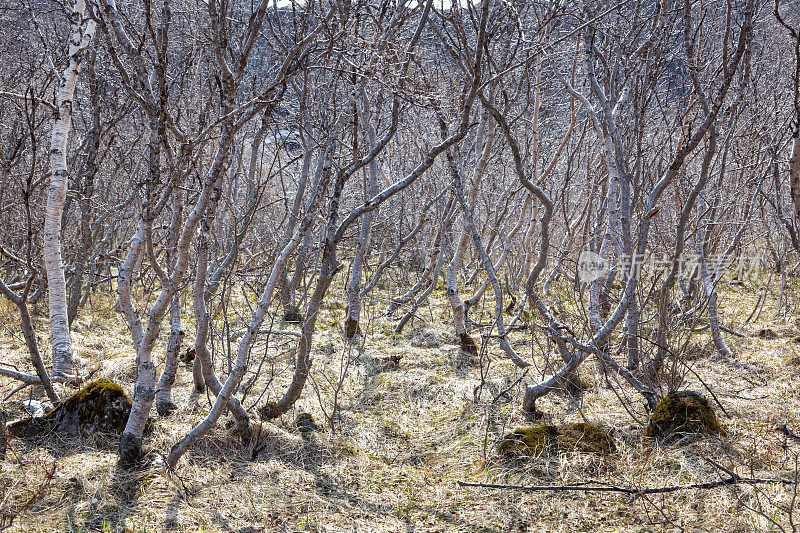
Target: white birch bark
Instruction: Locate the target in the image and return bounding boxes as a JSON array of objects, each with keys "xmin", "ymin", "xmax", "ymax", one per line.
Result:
[{"xmin": 45, "ymin": 0, "xmax": 96, "ymax": 376}]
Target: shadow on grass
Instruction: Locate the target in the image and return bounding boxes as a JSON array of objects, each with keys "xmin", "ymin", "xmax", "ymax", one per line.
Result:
[{"xmin": 76, "ymin": 458, "xmax": 142, "ymax": 533}]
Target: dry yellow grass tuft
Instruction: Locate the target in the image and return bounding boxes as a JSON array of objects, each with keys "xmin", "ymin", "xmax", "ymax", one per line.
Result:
[{"xmin": 1, "ymin": 279, "xmax": 799, "ymax": 531}]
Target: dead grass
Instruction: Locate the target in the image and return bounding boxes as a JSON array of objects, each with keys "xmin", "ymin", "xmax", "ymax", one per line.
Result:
[{"xmin": 1, "ymin": 275, "xmax": 800, "ymax": 532}]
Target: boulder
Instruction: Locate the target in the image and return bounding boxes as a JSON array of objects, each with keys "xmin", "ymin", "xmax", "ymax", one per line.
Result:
[
  {"xmin": 7, "ymin": 380, "xmax": 131, "ymax": 440},
  {"xmin": 644, "ymin": 391, "xmax": 726, "ymax": 440}
]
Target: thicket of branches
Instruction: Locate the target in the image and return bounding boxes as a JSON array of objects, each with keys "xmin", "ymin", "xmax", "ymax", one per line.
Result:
[{"xmin": 0, "ymin": 0, "xmax": 799, "ymax": 468}]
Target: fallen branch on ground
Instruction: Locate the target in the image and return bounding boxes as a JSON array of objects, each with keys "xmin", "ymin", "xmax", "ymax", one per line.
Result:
[{"xmin": 458, "ymin": 472, "xmax": 796, "ymax": 501}]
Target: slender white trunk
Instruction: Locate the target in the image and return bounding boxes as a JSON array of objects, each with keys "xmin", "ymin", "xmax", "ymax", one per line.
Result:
[
  {"xmin": 345, "ymin": 92, "xmax": 380, "ymax": 341},
  {"xmin": 45, "ymin": 0, "xmax": 96, "ymax": 376}
]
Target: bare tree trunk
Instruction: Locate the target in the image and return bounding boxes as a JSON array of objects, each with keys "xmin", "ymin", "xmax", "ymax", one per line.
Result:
[
  {"xmin": 790, "ymin": 134, "xmax": 800, "ymax": 218},
  {"xmin": 0, "ymin": 280, "xmax": 59, "ymax": 405},
  {"xmin": 155, "ymin": 192, "xmax": 186, "ymax": 415},
  {"xmin": 45, "ymin": 0, "xmax": 96, "ymax": 376},
  {"xmin": 445, "ymin": 127, "xmax": 529, "ymax": 369},
  {"xmin": 67, "ymin": 49, "xmax": 100, "ymax": 327},
  {"xmin": 445, "ymin": 113, "xmax": 492, "ymax": 353},
  {"xmin": 344, "ymin": 91, "xmax": 380, "ymax": 342}
]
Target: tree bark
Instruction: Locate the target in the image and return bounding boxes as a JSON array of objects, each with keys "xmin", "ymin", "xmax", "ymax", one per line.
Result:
[{"xmin": 45, "ymin": 0, "xmax": 96, "ymax": 376}]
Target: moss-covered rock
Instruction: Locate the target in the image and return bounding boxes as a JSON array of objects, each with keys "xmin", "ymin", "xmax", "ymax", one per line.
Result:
[
  {"xmin": 644, "ymin": 391, "xmax": 726, "ymax": 439},
  {"xmin": 498, "ymin": 426, "xmax": 558, "ymax": 456},
  {"xmin": 8, "ymin": 380, "xmax": 131, "ymax": 440},
  {"xmin": 498, "ymin": 422, "xmax": 615, "ymax": 457}
]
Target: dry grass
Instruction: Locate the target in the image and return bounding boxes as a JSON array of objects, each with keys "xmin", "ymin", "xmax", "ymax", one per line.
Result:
[{"xmin": 1, "ymin": 275, "xmax": 800, "ymax": 532}]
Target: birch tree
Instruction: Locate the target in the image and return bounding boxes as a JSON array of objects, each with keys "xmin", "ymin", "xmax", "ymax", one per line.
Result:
[{"xmin": 44, "ymin": 0, "xmax": 96, "ymax": 377}]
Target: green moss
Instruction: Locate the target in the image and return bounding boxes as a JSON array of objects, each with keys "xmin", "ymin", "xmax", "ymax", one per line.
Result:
[
  {"xmin": 8, "ymin": 379, "xmax": 131, "ymax": 439},
  {"xmin": 62, "ymin": 380, "xmax": 129, "ymax": 428},
  {"xmin": 498, "ymin": 426, "xmax": 558, "ymax": 456},
  {"xmin": 498, "ymin": 423, "xmax": 615, "ymax": 457},
  {"xmin": 644, "ymin": 391, "xmax": 726, "ymax": 439},
  {"xmin": 557, "ymin": 423, "xmax": 616, "ymax": 454}
]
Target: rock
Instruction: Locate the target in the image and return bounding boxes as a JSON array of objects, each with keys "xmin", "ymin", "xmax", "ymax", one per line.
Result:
[
  {"xmin": 644, "ymin": 391, "xmax": 726, "ymax": 440},
  {"xmin": 21, "ymin": 400, "xmax": 45, "ymax": 418},
  {"xmin": 344, "ymin": 316, "xmax": 362, "ymax": 340},
  {"xmin": 283, "ymin": 306, "xmax": 303, "ymax": 324},
  {"xmin": 756, "ymin": 328, "xmax": 777, "ymax": 340},
  {"xmin": 8, "ymin": 380, "xmax": 132, "ymax": 440},
  {"xmin": 498, "ymin": 422, "xmax": 616, "ymax": 457},
  {"xmin": 295, "ymin": 413, "xmax": 321, "ymax": 435}
]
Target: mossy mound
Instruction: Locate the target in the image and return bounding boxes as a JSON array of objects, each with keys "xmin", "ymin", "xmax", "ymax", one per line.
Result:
[
  {"xmin": 644, "ymin": 391, "xmax": 726, "ymax": 439},
  {"xmin": 498, "ymin": 423, "xmax": 615, "ymax": 457},
  {"xmin": 8, "ymin": 380, "xmax": 131, "ymax": 440}
]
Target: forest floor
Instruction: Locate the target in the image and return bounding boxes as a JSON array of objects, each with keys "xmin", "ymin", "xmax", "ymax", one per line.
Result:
[{"xmin": 1, "ymin": 274, "xmax": 800, "ymax": 532}]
